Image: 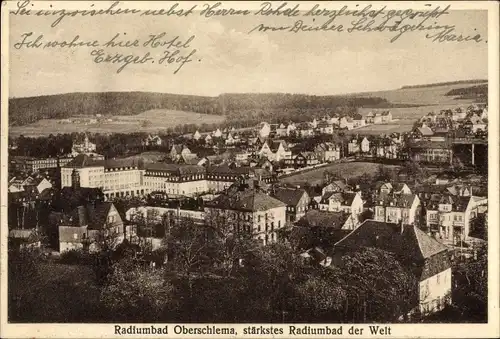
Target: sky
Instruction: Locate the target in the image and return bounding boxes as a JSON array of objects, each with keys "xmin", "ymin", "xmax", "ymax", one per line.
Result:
[{"xmin": 8, "ymin": 2, "xmax": 488, "ymax": 98}]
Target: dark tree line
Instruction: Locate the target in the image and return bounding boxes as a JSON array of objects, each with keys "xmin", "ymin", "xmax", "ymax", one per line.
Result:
[{"xmin": 9, "ymin": 91, "xmax": 398, "ymax": 127}]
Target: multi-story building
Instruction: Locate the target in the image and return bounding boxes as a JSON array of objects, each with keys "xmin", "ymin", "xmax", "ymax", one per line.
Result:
[
  {"xmin": 409, "ymin": 141, "xmax": 453, "ymax": 164},
  {"xmin": 319, "ymin": 191, "xmax": 364, "ymax": 225},
  {"xmin": 374, "ymin": 194, "xmax": 421, "ymax": 225},
  {"xmin": 334, "ymin": 220, "xmax": 452, "ymax": 317},
  {"xmin": 61, "ymin": 154, "xmax": 145, "ymax": 199},
  {"xmin": 9, "ymin": 156, "xmax": 76, "ymax": 173},
  {"xmin": 204, "ymin": 182, "xmax": 286, "ymax": 245},
  {"xmin": 271, "ymin": 187, "xmax": 311, "ymax": 223},
  {"xmin": 206, "ymin": 165, "xmax": 274, "ymax": 193},
  {"xmin": 143, "ymin": 163, "xmax": 207, "ymax": 197},
  {"xmin": 425, "ymin": 195, "xmax": 487, "ymax": 243}
]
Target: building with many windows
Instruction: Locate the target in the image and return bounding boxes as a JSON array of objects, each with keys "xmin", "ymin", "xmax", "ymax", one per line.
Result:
[
  {"xmin": 143, "ymin": 163, "xmax": 207, "ymax": 197},
  {"xmin": 204, "ymin": 181, "xmax": 286, "ymax": 245},
  {"xmin": 60, "ymin": 154, "xmax": 144, "ymax": 199}
]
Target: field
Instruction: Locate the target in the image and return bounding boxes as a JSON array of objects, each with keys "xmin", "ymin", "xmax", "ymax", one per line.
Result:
[
  {"xmin": 279, "ymin": 162, "xmax": 400, "ymax": 187},
  {"xmin": 350, "ymin": 81, "xmax": 487, "ymax": 106},
  {"xmin": 347, "ymin": 103, "xmax": 470, "ymax": 135},
  {"xmin": 9, "ymin": 109, "xmax": 225, "ymax": 137}
]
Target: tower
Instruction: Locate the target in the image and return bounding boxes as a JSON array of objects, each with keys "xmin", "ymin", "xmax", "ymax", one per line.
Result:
[{"xmin": 71, "ymin": 169, "xmax": 80, "ymax": 190}]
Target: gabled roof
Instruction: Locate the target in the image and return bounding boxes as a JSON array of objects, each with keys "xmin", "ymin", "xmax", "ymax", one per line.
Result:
[
  {"xmin": 334, "ymin": 220, "xmax": 448, "ymax": 262},
  {"xmin": 206, "ymin": 189, "xmax": 285, "ymax": 212},
  {"xmin": 417, "ymin": 126, "xmax": 434, "ymax": 136},
  {"xmin": 321, "ymin": 192, "xmax": 357, "ymax": 206},
  {"xmin": 272, "ymin": 187, "xmax": 308, "ymax": 206},
  {"xmin": 298, "ymin": 210, "xmax": 350, "ymax": 230}
]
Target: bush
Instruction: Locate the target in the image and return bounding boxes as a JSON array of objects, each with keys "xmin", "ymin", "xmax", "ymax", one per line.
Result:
[{"xmin": 59, "ymin": 249, "xmax": 93, "ymax": 265}]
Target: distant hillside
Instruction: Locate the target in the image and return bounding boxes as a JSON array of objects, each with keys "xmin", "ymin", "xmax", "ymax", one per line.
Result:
[
  {"xmin": 400, "ymin": 79, "xmax": 487, "ymax": 90},
  {"xmin": 8, "ymin": 92, "xmax": 220, "ymax": 126},
  {"xmin": 349, "ymin": 81, "xmax": 488, "ymax": 106},
  {"xmin": 9, "ymin": 92, "xmax": 401, "ymax": 127},
  {"xmin": 445, "ymin": 84, "xmax": 488, "ymax": 102}
]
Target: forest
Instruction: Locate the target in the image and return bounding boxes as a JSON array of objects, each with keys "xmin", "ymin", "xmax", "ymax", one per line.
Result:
[
  {"xmin": 9, "ymin": 91, "xmax": 400, "ymax": 127},
  {"xmin": 445, "ymin": 84, "xmax": 488, "ymax": 101}
]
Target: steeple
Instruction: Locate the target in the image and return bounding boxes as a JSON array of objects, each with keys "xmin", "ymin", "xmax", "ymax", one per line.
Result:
[{"xmin": 71, "ymin": 169, "xmax": 81, "ymax": 190}]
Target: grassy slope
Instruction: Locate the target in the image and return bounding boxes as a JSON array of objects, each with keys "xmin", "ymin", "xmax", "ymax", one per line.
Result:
[{"xmin": 280, "ymin": 162, "xmax": 400, "ymax": 187}]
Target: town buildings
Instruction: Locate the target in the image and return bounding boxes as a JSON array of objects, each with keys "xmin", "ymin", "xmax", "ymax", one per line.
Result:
[
  {"xmin": 60, "ymin": 154, "xmax": 145, "ymax": 199},
  {"xmin": 334, "ymin": 220, "xmax": 452, "ymax": 317},
  {"xmin": 204, "ymin": 181, "xmax": 286, "ymax": 245},
  {"xmin": 272, "ymin": 187, "xmax": 311, "ymax": 223}
]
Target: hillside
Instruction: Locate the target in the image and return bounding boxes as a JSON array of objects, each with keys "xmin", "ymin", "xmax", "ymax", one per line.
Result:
[
  {"xmin": 347, "ymin": 81, "xmax": 488, "ymax": 106},
  {"xmin": 9, "ymin": 92, "xmax": 403, "ymax": 127},
  {"xmin": 400, "ymin": 79, "xmax": 487, "ymax": 89}
]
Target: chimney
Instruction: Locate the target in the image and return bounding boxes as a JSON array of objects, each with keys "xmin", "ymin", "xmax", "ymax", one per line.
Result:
[
  {"xmin": 399, "ymin": 218, "xmax": 404, "ymax": 234},
  {"xmin": 77, "ymin": 205, "xmax": 87, "ymax": 226}
]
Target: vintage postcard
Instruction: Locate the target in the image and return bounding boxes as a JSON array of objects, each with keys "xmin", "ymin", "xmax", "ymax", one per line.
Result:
[{"xmin": 1, "ymin": 0, "xmax": 499, "ymax": 338}]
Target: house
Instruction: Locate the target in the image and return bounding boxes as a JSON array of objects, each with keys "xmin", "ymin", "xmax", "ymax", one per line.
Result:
[
  {"xmin": 318, "ymin": 191, "xmax": 363, "ymax": 224},
  {"xmin": 259, "ymin": 122, "xmax": 271, "ymax": 138},
  {"xmin": 352, "ymin": 114, "xmax": 366, "ymax": 128},
  {"xmin": 286, "ymin": 152, "xmax": 320, "ymax": 168},
  {"xmin": 373, "ymin": 193, "xmax": 421, "ymax": 225},
  {"xmin": 310, "ymin": 118, "xmax": 318, "ymax": 129},
  {"xmin": 170, "ymin": 144, "xmax": 193, "ymax": 160},
  {"xmin": 348, "ymin": 137, "xmax": 361, "ymax": 154},
  {"xmin": 317, "ymin": 121, "xmax": 334, "ymax": 135},
  {"xmin": 366, "ymin": 111, "xmax": 382, "ymax": 124},
  {"xmin": 259, "ymin": 141, "xmax": 291, "ymax": 162},
  {"xmin": 213, "ymin": 128, "xmax": 223, "ymax": 138},
  {"xmin": 409, "ymin": 141, "xmax": 452, "ymax": 164},
  {"xmin": 143, "ymin": 134, "xmax": 163, "ymax": 147},
  {"xmin": 204, "ymin": 181, "xmax": 286, "ymax": 245},
  {"xmin": 8, "ymin": 229, "xmax": 42, "ymax": 249},
  {"xmin": 373, "ymin": 139, "xmax": 399, "ymax": 159},
  {"xmin": 193, "ymin": 130, "xmax": 202, "ymax": 141},
  {"xmin": 299, "ymin": 210, "xmax": 359, "ymax": 233},
  {"xmin": 361, "ymin": 137, "xmax": 370, "ymax": 153},
  {"xmin": 322, "ymin": 180, "xmax": 352, "ymax": 195},
  {"xmin": 204, "ymin": 134, "xmax": 213, "ymax": 144},
  {"xmin": 225, "ymin": 134, "xmax": 237, "ymax": 146},
  {"xmin": 296, "ymin": 123, "xmax": 314, "ymax": 137},
  {"xmin": 272, "ymin": 187, "xmax": 311, "ymax": 223},
  {"xmin": 381, "ymin": 111, "xmax": 392, "ymax": 122},
  {"xmin": 425, "ymin": 195, "xmax": 487, "ymax": 243},
  {"xmin": 57, "ymin": 202, "xmax": 124, "ymax": 253},
  {"xmin": 414, "ymin": 125, "xmax": 434, "ymax": 140},
  {"xmin": 314, "ymin": 142, "xmax": 340, "ymax": 162},
  {"xmin": 276, "ymin": 123, "xmax": 288, "ymax": 137},
  {"xmin": 333, "ymin": 220, "xmax": 452, "ymax": 317},
  {"xmin": 339, "ymin": 117, "xmax": 354, "ymax": 130}
]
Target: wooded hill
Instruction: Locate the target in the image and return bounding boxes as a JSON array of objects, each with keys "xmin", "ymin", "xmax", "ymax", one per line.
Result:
[
  {"xmin": 401, "ymin": 79, "xmax": 487, "ymax": 90},
  {"xmin": 9, "ymin": 91, "xmax": 403, "ymax": 126}
]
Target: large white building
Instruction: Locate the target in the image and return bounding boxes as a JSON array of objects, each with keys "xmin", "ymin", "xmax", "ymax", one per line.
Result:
[
  {"xmin": 143, "ymin": 163, "xmax": 207, "ymax": 197},
  {"xmin": 205, "ymin": 181, "xmax": 286, "ymax": 245},
  {"xmin": 60, "ymin": 154, "xmax": 145, "ymax": 199}
]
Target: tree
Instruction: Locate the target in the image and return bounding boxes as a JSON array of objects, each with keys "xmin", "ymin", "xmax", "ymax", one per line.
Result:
[
  {"xmin": 100, "ymin": 260, "xmax": 175, "ymax": 322},
  {"xmin": 8, "ymin": 247, "xmax": 45, "ymax": 321},
  {"xmin": 336, "ymin": 248, "xmax": 417, "ymax": 322}
]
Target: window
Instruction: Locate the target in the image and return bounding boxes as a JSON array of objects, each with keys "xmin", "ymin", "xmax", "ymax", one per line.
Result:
[
  {"xmin": 436, "ymin": 274, "xmax": 440, "ymax": 284},
  {"xmin": 73, "ymin": 233, "xmax": 78, "ymax": 240}
]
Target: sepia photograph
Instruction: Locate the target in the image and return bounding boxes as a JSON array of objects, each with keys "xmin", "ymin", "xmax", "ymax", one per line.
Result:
[{"xmin": 1, "ymin": 0, "xmax": 498, "ymax": 337}]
